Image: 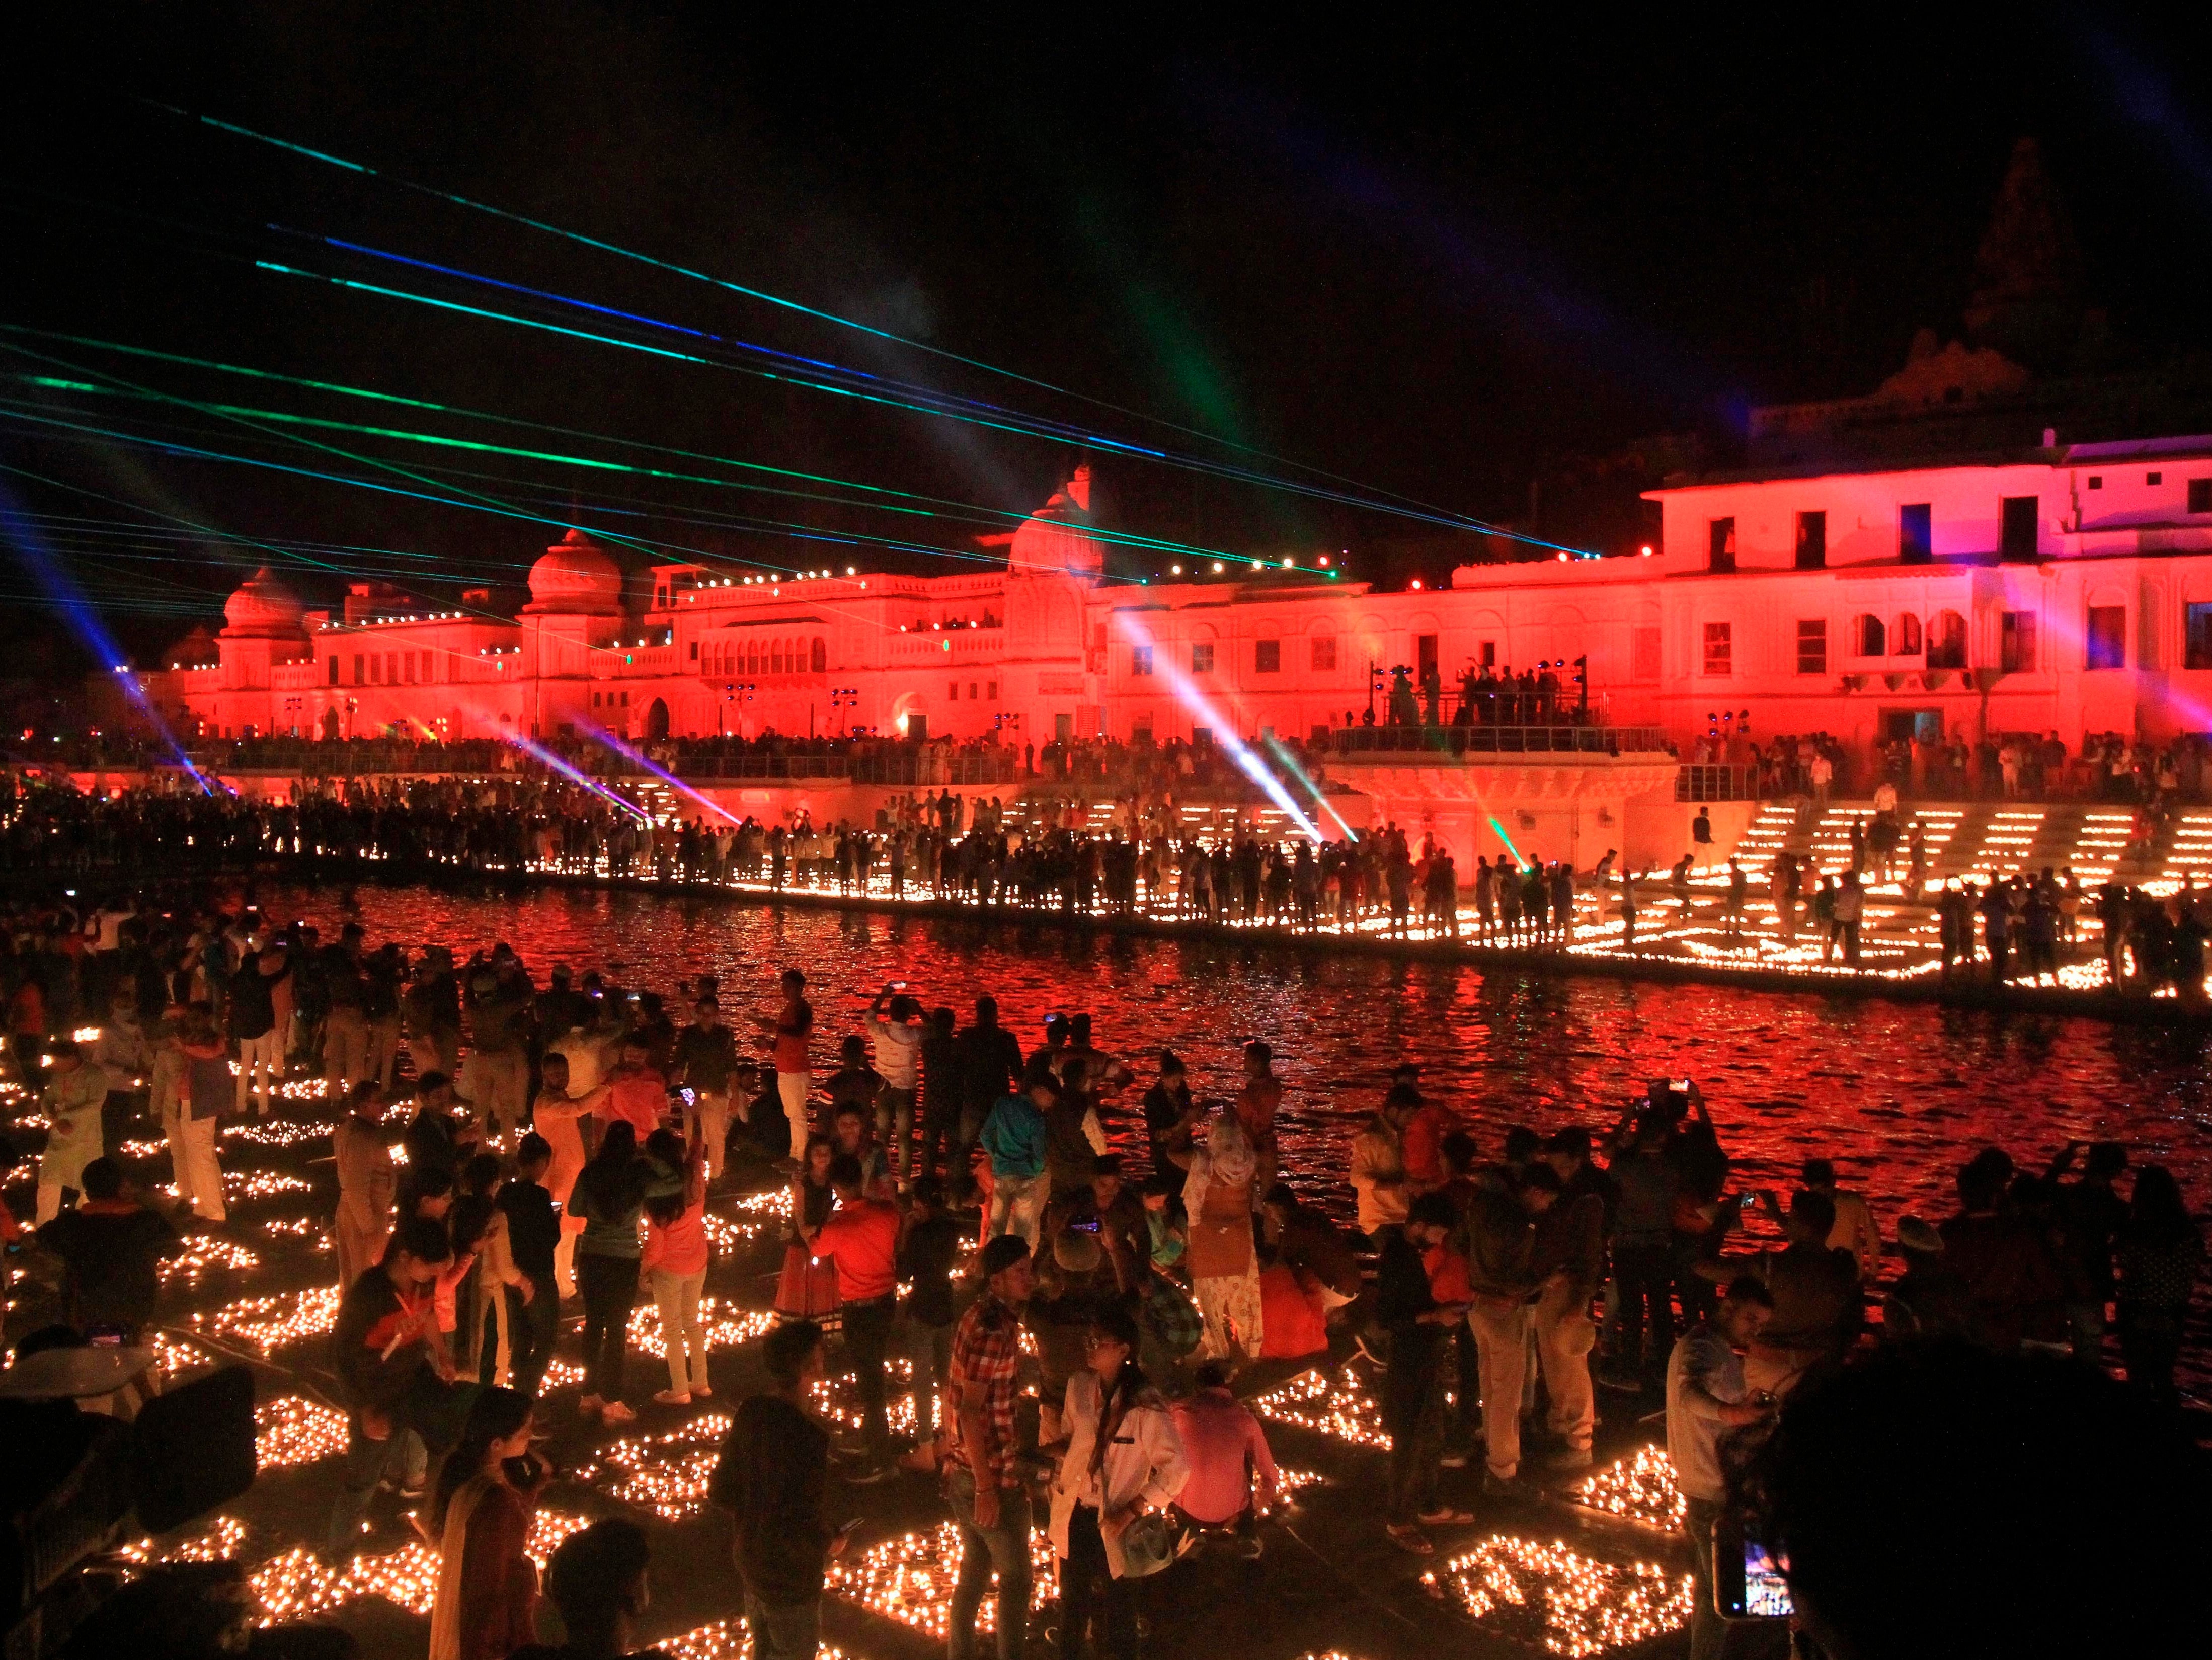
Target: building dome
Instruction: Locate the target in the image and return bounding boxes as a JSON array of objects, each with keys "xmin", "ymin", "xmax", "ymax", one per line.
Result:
[
  {"xmin": 526, "ymin": 529, "xmax": 623, "ymax": 613},
  {"xmin": 1007, "ymin": 466, "xmax": 1105, "ymax": 580},
  {"xmin": 221, "ymin": 567, "xmax": 304, "ymax": 637}
]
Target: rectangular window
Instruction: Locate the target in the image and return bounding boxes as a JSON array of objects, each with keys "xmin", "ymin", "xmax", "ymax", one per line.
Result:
[
  {"xmin": 2088, "ymin": 476, "xmax": 2103, "ymax": 490},
  {"xmin": 620, "ymin": 691, "xmax": 629, "ymax": 707},
  {"xmin": 1480, "ymin": 641, "xmax": 1496, "ymax": 668},
  {"xmin": 328, "ymin": 656, "xmax": 339, "ymax": 685},
  {"xmin": 1310, "ymin": 636, "xmax": 1337, "ymax": 671},
  {"xmin": 1899, "ymin": 503, "xmax": 1933, "ymax": 564},
  {"xmin": 970, "ymin": 682, "xmax": 979, "ymax": 700},
  {"xmin": 1707, "ymin": 516, "xmax": 1736, "ymax": 573},
  {"xmin": 1631, "ymin": 627, "xmax": 1662, "ymax": 682},
  {"xmin": 2000, "ymin": 610, "xmax": 2038, "ymax": 672},
  {"xmin": 2001, "ymin": 496, "xmax": 2039, "ymax": 558},
  {"xmin": 2086, "ymin": 606, "xmax": 2126, "ymax": 670},
  {"xmin": 689, "ymin": 641, "xmax": 699, "ymax": 661},
  {"xmin": 986, "ymin": 681, "xmax": 997, "ymax": 699},
  {"xmin": 2149, "ymin": 471, "xmax": 2163, "ymax": 485},
  {"xmin": 2187, "ymin": 603, "xmax": 2212, "ymax": 670},
  {"xmin": 1702, "ymin": 622, "xmax": 1732, "ymax": 677},
  {"xmin": 1133, "ymin": 720, "xmax": 1153, "ymax": 744},
  {"xmin": 2189, "ymin": 479, "xmax": 2212, "ymax": 514},
  {"xmin": 1796, "ymin": 619, "xmax": 1828, "ymax": 675},
  {"xmin": 1191, "ymin": 642, "xmax": 1215, "ymax": 674},
  {"xmin": 1416, "ymin": 634, "xmax": 1439, "ymax": 681},
  {"xmin": 352, "ymin": 654, "xmax": 364, "ymax": 684},
  {"xmin": 948, "ymin": 683, "xmax": 959, "ymax": 700},
  {"xmin": 1795, "ymin": 510, "xmax": 1827, "ymax": 570},
  {"xmin": 1254, "ymin": 639, "xmax": 1281, "ymax": 673},
  {"xmin": 1129, "ymin": 645, "xmax": 1153, "ymax": 677}
]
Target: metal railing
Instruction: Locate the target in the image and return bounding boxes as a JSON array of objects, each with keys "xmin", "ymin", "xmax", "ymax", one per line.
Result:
[
  {"xmin": 848, "ymin": 751, "xmax": 1021, "ymax": 787},
  {"xmin": 1329, "ymin": 724, "xmax": 1671, "ymax": 759},
  {"xmin": 672, "ymin": 754, "xmax": 853, "ymax": 781},
  {"xmin": 1676, "ymin": 765, "xmax": 1756, "ymax": 802}
]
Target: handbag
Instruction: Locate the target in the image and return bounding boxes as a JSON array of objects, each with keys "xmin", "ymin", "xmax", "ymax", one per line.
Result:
[{"xmin": 1117, "ymin": 1508, "xmax": 1179, "ymax": 1578}]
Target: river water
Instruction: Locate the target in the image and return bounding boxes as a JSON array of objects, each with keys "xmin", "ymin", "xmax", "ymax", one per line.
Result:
[{"xmin": 259, "ymin": 879, "xmax": 2212, "ymax": 1241}]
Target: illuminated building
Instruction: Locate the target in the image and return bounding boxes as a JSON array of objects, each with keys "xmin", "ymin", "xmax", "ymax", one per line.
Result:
[{"xmin": 127, "ymin": 396, "xmax": 2212, "ymax": 875}]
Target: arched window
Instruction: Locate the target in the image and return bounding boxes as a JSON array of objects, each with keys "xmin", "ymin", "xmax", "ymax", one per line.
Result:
[
  {"xmin": 811, "ymin": 637, "xmax": 827, "ymax": 674},
  {"xmin": 1893, "ymin": 612, "xmax": 1922, "ymax": 655},
  {"xmin": 1927, "ymin": 610, "xmax": 1968, "ymax": 669},
  {"xmin": 771, "ymin": 644, "xmax": 785, "ymax": 675},
  {"xmin": 1855, "ymin": 614, "xmax": 1886, "ymax": 657}
]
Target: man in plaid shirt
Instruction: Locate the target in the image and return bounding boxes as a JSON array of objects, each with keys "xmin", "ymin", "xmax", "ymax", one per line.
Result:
[{"xmin": 946, "ymin": 1232, "xmax": 1037, "ymax": 1660}]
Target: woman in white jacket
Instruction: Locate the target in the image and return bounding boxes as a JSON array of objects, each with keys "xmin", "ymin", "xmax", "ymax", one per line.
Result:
[{"xmin": 1047, "ymin": 1306, "xmax": 1189, "ymax": 1660}]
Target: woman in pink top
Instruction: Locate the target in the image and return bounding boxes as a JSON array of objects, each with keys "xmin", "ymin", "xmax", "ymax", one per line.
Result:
[
  {"xmin": 1168, "ymin": 1362, "xmax": 1281, "ymax": 1556},
  {"xmin": 642, "ymin": 1124, "xmax": 711, "ymax": 1405}
]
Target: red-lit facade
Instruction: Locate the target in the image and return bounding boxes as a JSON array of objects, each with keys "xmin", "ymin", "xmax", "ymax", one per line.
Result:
[{"xmin": 144, "ymin": 439, "xmax": 2212, "ymax": 761}]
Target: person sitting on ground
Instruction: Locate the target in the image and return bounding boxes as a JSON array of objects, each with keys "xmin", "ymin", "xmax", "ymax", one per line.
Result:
[{"xmin": 1169, "ymin": 1361, "xmax": 1282, "ymax": 1558}]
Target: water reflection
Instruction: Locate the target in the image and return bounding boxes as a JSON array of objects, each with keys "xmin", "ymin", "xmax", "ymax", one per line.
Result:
[{"xmin": 256, "ymin": 880, "xmax": 2211, "ymax": 1237}]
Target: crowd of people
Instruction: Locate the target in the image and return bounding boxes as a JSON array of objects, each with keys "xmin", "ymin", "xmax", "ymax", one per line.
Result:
[
  {"xmin": 12, "ymin": 776, "xmax": 2212, "ymax": 1012},
  {"xmin": 2, "ymin": 854, "xmax": 2205, "ymax": 1660}
]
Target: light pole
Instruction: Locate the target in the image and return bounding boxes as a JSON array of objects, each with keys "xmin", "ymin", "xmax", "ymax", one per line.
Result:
[{"xmin": 829, "ymin": 686, "xmax": 859, "ymax": 735}]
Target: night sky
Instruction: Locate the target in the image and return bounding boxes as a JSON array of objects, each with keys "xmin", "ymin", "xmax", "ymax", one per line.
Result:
[{"xmin": 8, "ymin": 5, "xmax": 2212, "ymax": 676}]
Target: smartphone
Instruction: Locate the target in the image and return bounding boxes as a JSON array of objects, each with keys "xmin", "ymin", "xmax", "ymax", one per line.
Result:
[
  {"xmin": 1712, "ymin": 1512, "xmax": 1794, "ymax": 1620},
  {"xmin": 679, "ymin": 1087, "xmax": 697, "ymax": 1106},
  {"xmin": 889, "ymin": 980, "xmax": 908, "ymax": 991},
  {"xmin": 1672, "ymin": 1078, "xmax": 1691, "ymax": 1092}
]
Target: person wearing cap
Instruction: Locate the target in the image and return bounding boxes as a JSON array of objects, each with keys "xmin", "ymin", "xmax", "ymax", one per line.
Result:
[
  {"xmin": 946, "ymin": 1233, "xmax": 1038, "ymax": 1660},
  {"xmin": 35, "ymin": 1039, "xmax": 107, "ymax": 1224},
  {"xmin": 979, "ymin": 1069, "xmax": 1055, "ymax": 1249}
]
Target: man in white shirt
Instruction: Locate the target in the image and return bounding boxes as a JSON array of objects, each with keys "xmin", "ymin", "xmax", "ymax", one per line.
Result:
[
  {"xmin": 866, "ymin": 983, "xmax": 924, "ymax": 1185},
  {"xmin": 1666, "ymin": 1277, "xmax": 1777, "ymax": 1660}
]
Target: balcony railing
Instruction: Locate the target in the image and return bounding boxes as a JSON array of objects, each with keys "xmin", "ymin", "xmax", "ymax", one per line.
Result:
[
  {"xmin": 1675, "ymin": 764, "xmax": 1755, "ymax": 802},
  {"xmin": 1329, "ymin": 724, "xmax": 1671, "ymax": 759},
  {"xmin": 670, "ymin": 754, "xmax": 852, "ymax": 781}
]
